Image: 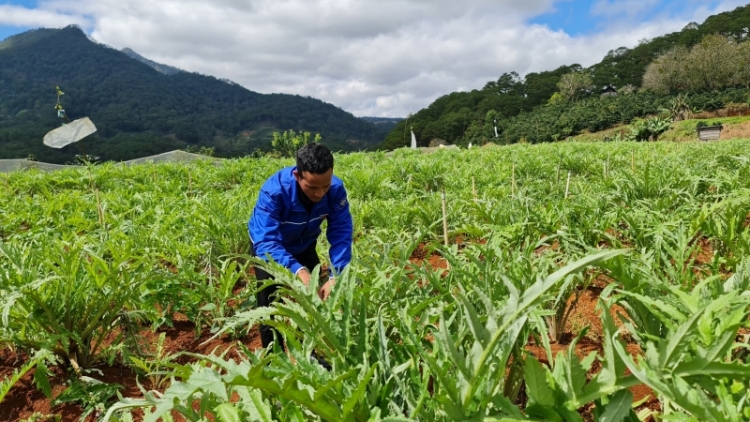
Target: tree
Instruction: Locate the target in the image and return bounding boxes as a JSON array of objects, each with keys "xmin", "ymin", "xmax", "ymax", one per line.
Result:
[
  {"xmin": 271, "ymin": 130, "xmax": 320, "ymax": 157},
  {"xmin": 641, "ymin": 46, "xmax": 690, "ymax": 94},
  {"xmin": 524, "ymin": 65, "xmax": 577, "ymax": 107},
  {"xmin": 619, "ymin": 84, "xmax": 638, "ymax": 95},
  {"xmin": 735, "ymin": 41, "xmax": 750, "ymax": 88},
  {"xmin": 685, "ymin": 33, "xmax": 737, "ymax": 91},
  {"xmin": 483, "ymin": 72, "xmax": 524, "ymax": 96},
  {"xmin": 591, "ymin": 47, "xmax": 631, "ymax": 88},
  {"xmin": 547, "ymin": 92, "xmax": 564, "ymax": 105},
  {"xmin": 557, "ymin": 71, "xmax": 594, "ymax": 102}
]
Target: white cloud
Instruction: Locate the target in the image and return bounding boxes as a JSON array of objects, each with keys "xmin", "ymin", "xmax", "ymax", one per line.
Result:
[
  {"xmin": 0, "ymin": 4, "xmax": 87, "ymax": 27},
  {"xmin": 2, "ymin": 0, "xmax": 745, "ymax": 117}
]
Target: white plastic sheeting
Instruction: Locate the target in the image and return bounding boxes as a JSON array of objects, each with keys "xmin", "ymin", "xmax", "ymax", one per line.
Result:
[
  {"xmin": 0, "ymin": 151, "xmax": 221, "ymax": 173},
  {"xmin": 43, "ymin": 117, "xmax": 97, "ymax": 148},
  {"xmin": 0, "ymin": 159, "xmax": 75, "ymax": 173},
  {"xmin": 121, "ymin": 150, "xmax": 220, "ymax": 165}
]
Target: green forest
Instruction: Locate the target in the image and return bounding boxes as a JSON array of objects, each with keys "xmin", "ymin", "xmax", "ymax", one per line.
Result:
[
  {"xmin": 381, "ymin": 5, "xmax": 750, "ymax": 149},
  {"xmin": 0, "ymin": 26, "xmax": 389, "ymax": 163}
]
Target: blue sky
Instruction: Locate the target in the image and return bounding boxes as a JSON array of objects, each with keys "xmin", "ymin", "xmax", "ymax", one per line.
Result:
[
  {"xmin": 0, "ymin": 0, "xmax": 746, "ymax": 116},
  {"xmin": 530, "ymin": 0, "xmax": 743, "ymax": 35},
  {"xmin": 0, "ymin": 0, "xmax": 34, "ymax": 40}
]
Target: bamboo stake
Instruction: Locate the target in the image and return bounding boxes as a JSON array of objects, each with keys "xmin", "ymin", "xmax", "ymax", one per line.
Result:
[
  {"xmin": 441, "ymin": 189, "xmax": 449, "ymax": 246},
  {"xmin": 95, "ymin": 188, "xmax": 104, "ymax": 227},
  {"xmin": 86, "ymin": 166, "xmax": 93, "ymax": 191},
  {"xmin": 512, "ymin": 163, "xmax": 516, "ymax": 196},
  {"xmin": 565, "ymin": 170, "xmax": 572, "ymax": 199},
  {"xmin": 606, "ymin": 156, "xmax": 610, "ymax": 178},
  {"xmin": 471, "ymin": 176, "xmax": 477, "ymax": 203}
]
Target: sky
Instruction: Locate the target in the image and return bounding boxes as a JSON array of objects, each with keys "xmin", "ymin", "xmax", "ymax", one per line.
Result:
[{"xmin": 0, "ymin": 0, "xmax": 746, "ymax": 117}]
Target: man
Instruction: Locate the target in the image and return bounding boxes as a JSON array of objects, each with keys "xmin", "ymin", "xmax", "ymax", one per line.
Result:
[{"xmin": 248, "ymin": 143, "xmax": 353, "ymax": 350}]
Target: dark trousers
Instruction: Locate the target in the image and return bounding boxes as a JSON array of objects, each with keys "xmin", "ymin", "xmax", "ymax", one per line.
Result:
[{"xmin": 252, "ymin": 242, "xmax": 320, "ymax": 349}]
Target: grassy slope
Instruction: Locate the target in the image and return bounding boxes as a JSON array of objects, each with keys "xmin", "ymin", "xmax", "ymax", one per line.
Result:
[{"xmin": 567, "ymin": 115, "xmax": 750, "ymax": 143}]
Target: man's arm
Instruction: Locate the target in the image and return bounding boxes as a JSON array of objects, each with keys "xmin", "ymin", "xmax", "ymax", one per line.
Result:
[
  {"xmin": 249, "ymin": 189, "xmax": 307, "ymax": 279},
  {"xmin": 325, "ymin": 187, "xmax": 353, "ymax": 279}
]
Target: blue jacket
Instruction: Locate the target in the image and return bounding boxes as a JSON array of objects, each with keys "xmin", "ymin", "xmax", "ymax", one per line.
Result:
[{"xmin": 248, "ymin": 166, "xmax": 353, "ymax": 277}]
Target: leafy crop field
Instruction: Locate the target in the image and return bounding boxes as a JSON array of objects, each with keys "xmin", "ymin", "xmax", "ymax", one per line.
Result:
[{"xmin": 3, "ymin": 140, "xmax": 750, "ymax": 421}]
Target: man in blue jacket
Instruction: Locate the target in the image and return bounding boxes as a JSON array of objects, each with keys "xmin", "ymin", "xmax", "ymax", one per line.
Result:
[{"xmin": 248, "ymin": 143, "xmax": 353, "ymax": 349}]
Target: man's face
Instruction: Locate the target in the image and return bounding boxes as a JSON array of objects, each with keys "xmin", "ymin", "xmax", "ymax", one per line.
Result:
[{"xmin": 294, "ymin": 169, "xmax": 333, "ymax": 203}]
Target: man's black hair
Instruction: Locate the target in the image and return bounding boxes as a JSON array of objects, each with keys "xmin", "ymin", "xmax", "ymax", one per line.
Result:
[{"xmin": 296, "ymin": 144, "xmax": 334, "ymax": 174}]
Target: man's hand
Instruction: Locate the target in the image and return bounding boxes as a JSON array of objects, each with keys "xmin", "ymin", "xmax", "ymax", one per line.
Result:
[
  {"xmin": 297, "ymin": 268, "xmax": 311, "ymax": 286},
  {"xmin": 318, "ymin": 279, "xmax": 335, "ymax": 301}
]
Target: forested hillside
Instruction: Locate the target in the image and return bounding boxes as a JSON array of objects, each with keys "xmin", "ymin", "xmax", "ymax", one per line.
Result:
[
  {"xmin": 381, "ymin": 5, "xmax": 750, "ymax": 149},
  {"xmin": 0, "ymin": 26, "xmax": 387, "ymax": 163}
]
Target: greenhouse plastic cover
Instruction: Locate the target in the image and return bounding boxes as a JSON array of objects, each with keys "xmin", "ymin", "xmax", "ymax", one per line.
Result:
[
  {"xmin": 0, "ymin": 159, "xmax": 76, "ymax": 173},
  {"xmin": 43, "ymin": 117, "xmax": 97, "ymax": 148},
  {"xmin": 121, "ymin": 150, "xmax": 221, "ymax": 165},
  {"xmin": 0, "ymin": 151, "xmax": 221, "ymax": 173}
]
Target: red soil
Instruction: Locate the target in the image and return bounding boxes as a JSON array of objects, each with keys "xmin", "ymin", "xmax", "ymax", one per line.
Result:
[
  {"xmin": 411, "ymin": 241, "xmax": 660, "ymax": 420},
  {"xmin": 0, "ymin": 319, "xmax": 262, "ymax": 421},
  {"xmin": 1, "ymin": 237, "xmax": 679, "ymax": 421},
  {"xmin": 525, "ymin": 283, "xmax": 659, "ymax": 420}
]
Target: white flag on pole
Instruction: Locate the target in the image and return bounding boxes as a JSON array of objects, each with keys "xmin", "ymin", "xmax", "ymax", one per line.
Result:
[
  {"xmin": 410, "ymin": 130, "xmax": 417, "ymax": 149},
  {"xmin": 43, "ymin": 117, "xmax": 97, "ymax": 148},
  {"xmin": 494, "ymin": 125, "xmax": 498, "ymax": 138}
]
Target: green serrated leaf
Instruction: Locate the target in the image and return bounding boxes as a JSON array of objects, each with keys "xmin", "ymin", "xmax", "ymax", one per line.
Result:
[
  {"xmin": 215, "ymin": 403, "xmax": 241, "ymax": 422},
  {"xmin": 598, "ymin": 389, "xmax": 633, "ymax": 422},
  {"xmin": 34, "ymin": 363, "xmax": 52, "ymax": 398},
  {"xmin": 524, "ymin": 355, "xmax": 554, "ymax": 407}
]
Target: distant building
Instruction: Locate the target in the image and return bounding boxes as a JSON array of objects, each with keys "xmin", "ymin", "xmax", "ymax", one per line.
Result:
[
  {"xmin": 697, "ymin": 125, "xmax": 722, "ymax": 141},
  {"xmin": 600, "ymin": 85, "xmax": 618, "ymax": 98}
]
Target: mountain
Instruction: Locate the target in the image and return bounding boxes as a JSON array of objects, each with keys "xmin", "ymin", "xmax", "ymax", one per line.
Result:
[
  {"xmin": 359, "ymin": 116, "xmax": 403, "ymax": 134},
  {"xmin": 120, "ymin": 48, "xmax": 183, "ymax": 76},
  {"xmin": 0, "ymin": 26, "xmax": 384, "ymax": 163},
  {"xmin": 380, "ymin": 4, "xmax": 750, "ymax": 149}
]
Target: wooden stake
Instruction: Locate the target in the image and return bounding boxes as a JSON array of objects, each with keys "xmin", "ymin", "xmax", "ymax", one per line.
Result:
[
  {"xmin": 441, "ymin": 189, "xmax": 449, "ymax": 246},
  {"xmin": 471, "ymin": 176, "xmax": 477, "ymax": 203},
  {"xmin": 565, "ymin": 170, "xmax": 572, "ymax": 199}
]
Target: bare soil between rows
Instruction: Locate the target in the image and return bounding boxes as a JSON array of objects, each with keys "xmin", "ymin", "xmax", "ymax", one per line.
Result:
[{"xmin": 0, "ymin": 315, "xmax": 263, "ymax": 422}]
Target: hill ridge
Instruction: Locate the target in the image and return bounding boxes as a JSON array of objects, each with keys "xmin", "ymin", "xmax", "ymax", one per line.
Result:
[{"xmin": 0, "ymin": 26, "xmax": 387, "ymax": 163}]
